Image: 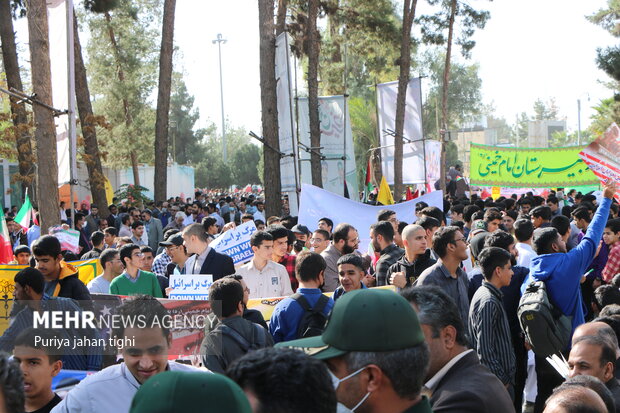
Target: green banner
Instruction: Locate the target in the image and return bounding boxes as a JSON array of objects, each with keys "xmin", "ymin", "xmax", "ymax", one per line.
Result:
[{"xmin": 469, "ymin": 144, "xmax": 599, "ymax": 188}]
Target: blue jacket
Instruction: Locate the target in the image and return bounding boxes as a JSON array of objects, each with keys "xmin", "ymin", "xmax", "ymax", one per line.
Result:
[
  {"xmin": 269, "ymin": 288, "xmax": 334, "ymax": 343},
  {"xmin": 522, "ymin": 197, "xmax": 611, "ymax": 334}
]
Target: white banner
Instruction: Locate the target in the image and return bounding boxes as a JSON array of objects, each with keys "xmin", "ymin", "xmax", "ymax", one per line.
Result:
[
  {"xmin": 168, "ymin": 274, "xmax": 213, "ymax": 300},
  {"xmin": 48, "ymin": 0, "xmax": 70, "ymax": 185},
  {"xmin": 377, "ymin": 79, "xmax": 425, "ymax": 185},
  {"xmin": 210, "ymin": 221, "xmax": 257, "ymax": 265},
  {"xmin": 275, "ymin": 33, "xmax": 298, "ymax": 213},
  {"xmin": 298, "ymin": 96, "xmax": 358, "ymax": 199},
  {"xmin": 298, "ymin": 184, "xmax": 443, "ymax": 252},
  {"xmin": 425, "ymin": 140, "xmax": 441, "ymax": 190}
]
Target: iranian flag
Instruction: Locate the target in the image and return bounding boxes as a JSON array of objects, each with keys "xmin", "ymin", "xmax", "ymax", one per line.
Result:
[
  {"xmin": 363, "ymin": 158, "xmax": 375, "ymax": 202},
  {"xmin": 14, "ymin": 193, "xmax": 33, "ymax": 231},
  {"xmin": 0, "ymin": 215, "xmax": 13, "ymax": 264}
]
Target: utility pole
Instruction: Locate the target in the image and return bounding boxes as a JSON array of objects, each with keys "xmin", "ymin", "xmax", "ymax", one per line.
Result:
[{"xmin": 212, "ymin": 33, "xmax": 227, "ymax": 161}]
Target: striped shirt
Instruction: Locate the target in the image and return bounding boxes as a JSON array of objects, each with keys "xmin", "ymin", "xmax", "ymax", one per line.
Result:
[{"xmin": 468, "ymin": 281, "xmax": 515, "ymax": 385}]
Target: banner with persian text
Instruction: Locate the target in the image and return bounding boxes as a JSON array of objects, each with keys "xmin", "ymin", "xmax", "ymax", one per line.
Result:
[
  {"xmin": 579, "ymin": 123, "xmax": 620, "ymax": 200},
  {"xmin": 469, "ymin": 143, "xmax": 599, "ymax": 188},
  {"xmin": 298, "ymin": 96, "xmax": 358, "ymax": 198}
]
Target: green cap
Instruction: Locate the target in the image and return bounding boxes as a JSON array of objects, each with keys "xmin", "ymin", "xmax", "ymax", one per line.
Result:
[
  {"xmin": 129, "ymin": 371, "xmax": 252, "ymax": 413},
  {"xmin": 276, "ymin": 289, "xmax": 425, "ymax": 359}
]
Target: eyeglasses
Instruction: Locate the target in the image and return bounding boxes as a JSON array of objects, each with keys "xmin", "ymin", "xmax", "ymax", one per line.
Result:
[
  {"xmin": 310, "ymin": 238, "xmax": 326, "ymax": 243},
  {"xmin": 453, "ymin": 237, "xmax": 468, "ymax": 245},
  {"xmin": 132, "ymin": 253, "xmax": 144, "ymax": 258}
]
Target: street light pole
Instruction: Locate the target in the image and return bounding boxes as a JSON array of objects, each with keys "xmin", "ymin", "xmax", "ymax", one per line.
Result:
[{"xmin": 213, "ymin": 33, "xmax": 227, "ymax": 161}]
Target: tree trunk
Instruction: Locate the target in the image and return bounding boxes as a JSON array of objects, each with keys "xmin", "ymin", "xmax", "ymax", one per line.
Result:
[
  {"xmin": 0, "ymin": 0, "xmax": 34, "ymax": 200},
  {"xmin": 439, "ymin": 0, "xmax": 457, "ymax": 194},
  {"xmin": 73, "ymin": 13, "xmax": 109, "ymax": 218},
  {"xmin": 154, "ymin": 0, "xmax": 176, "ymax": 203},
  {"xmin": 26, "ymin": 0, "xmax": 59, "ymax": 231},
  {"xmin": 258, "ymin": 0, "xmax": 282, "ymax": 217},
  {"xmin": 307, "ymin": 0, "xmax": 322, "ymax": 187},
  {"xmin": 104, "ymin": 11, "xmax": 140, "ymax": 186},
  {"xmin": 275, "ymin": 0, "xmax": 288, "ymax": 35},
  {"xmin": 393, "ymin": 0, "xmax": 417, "ymax": 201}
]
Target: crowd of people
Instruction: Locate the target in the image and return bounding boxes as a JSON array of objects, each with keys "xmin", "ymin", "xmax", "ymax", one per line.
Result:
[{"xmin": 1, "ymin": 182, "xmax": 620, "ymax": 412}]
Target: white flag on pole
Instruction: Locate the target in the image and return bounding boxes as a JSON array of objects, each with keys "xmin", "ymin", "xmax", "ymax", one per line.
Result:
[{"xmin": 376, "ymin": 78, "xmax": 425, "ymax": 185}]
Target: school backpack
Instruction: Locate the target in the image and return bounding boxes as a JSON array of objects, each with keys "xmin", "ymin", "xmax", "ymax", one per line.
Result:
[
  {"xmin": 219, "ymin": 323, "xmax": 267, "ymax": 352},
  {"xmin": 518, "ymin": 280, "xmax": 572, "ymax": 357},
  {"xmin": 292, "ymin": 293, "xmax": 330, "ymax": 339}
]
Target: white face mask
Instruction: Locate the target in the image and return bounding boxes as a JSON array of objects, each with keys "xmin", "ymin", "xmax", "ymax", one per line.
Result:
[{"xmin": 328, "ymin": 367, "xmax": 371, "ymax": 412}]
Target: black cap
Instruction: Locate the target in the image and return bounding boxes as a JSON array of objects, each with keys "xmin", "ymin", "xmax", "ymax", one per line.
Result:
[
  {"xmin": 291, "ymin": 224, "xmax": 311, "ymax": 236},
  {"xmin": 159, "ymin": 233, "xmax": 184, "ymax": 247}
]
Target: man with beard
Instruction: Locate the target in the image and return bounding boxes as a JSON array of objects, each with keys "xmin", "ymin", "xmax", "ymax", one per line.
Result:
[
  {"xmin": 320, "ymin": 223, "xmax": 360, "ymax": 292},
  {"xmin": 371, "ymin": 221, "xmax": 404, "ymax": 287}
]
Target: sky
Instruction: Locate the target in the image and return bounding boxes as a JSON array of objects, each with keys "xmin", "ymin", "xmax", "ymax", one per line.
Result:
[{"xmin": 11, "ymin": 0, "xmax": 618, "ymax": 136}]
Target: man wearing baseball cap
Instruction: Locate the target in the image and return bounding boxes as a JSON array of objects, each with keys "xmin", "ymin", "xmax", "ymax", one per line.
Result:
[{"xmin": 277, "ymin": 289, "xmax": 432, "ymax": 413}]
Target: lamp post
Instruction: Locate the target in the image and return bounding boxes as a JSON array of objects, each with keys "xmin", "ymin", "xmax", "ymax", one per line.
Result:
[{"xmin": 212, "ymin": 33, "xmax": 227, "ymax": 161}]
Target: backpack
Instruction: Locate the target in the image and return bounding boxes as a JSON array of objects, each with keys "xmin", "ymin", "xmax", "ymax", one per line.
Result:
[
  {"xmin": 292, "ymin": 293, "xmax": 330, "ymax": 339},
  {"xmin": 219, "ymin": 323, "xmax": 267, "ymax": 352},
  {"xmin": 518, "ymin": 280, "xmax": 572, "ymax": 357}
]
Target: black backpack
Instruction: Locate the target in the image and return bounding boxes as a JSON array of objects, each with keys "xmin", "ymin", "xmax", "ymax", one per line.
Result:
[
  {"xmin": 292, "ymin": 293, "xmax": 330, "ymax": 339},
  {"xmin": 518, "ymin": 281, "xmax": 572, "ymax": 357},
  {"xmin": 219, "ymin": 323, "xmax": 267, "ymax": 352}
]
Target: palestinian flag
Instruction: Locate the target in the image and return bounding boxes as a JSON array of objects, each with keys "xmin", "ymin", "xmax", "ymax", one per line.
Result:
[
  {"xmin": 363, "ymin": 158, "xmax": 375, "ymax": 202},
  {"xmin": 14, "ymin": 193, "xmax": 33, "ymax": 231},
  {"xmin": 0, "ymin": 215, "xmax": 13, "ymax": 264}
]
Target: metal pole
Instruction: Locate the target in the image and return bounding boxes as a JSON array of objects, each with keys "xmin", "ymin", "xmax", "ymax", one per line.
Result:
[
  {"xmin": 67, "ymin": 0, "xmax": 77, "ymax": 228},
  {"xmin": 577, "ymin": 99, "xmax": 582, "ymax": 146},
  {"xmin": 212, "ymin": 34, "xmax": 227, "ymax": 161}
]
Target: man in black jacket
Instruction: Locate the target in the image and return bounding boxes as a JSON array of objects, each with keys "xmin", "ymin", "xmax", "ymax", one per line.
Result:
[
  {"xmin": 387, "ymin": 224, "xmax": 436, "ymax": 288},
  {"xmin": 401, "ymin": 286, "xmax": 515, "ymax": 413},
  {"xmin": 181, "ymin": 223, "xmax": 235, "ymax": 280},
  {"xmin": 201, "ymin": 278, "xmax": 272, "ymax": 373}
]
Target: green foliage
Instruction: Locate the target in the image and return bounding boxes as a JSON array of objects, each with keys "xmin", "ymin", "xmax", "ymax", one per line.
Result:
[
  {"xmin": 231, "ymin": 144, "xmax": 261, "ymax": 185},
  {"xmin": 589, "ymin": 97, "xmax": 620, "ymax": 135},
  {"xmin": 82, "ymin": 0, "xmax": 162, "ymax": 169},
  {"xmin": 420, "ymin": 49, "xmax": 484, "ymax": 138},
  {"xmin": 532, "ymin": 98, "xmax": 560, "ymax": 120},
  {"xmin": 588, "ymin": 0, "xmax": 620, "ymax": 131},
  {"xmin": 349, "ymin": 96, "xmax": 377, "ymax": 188},
  {"xmin": 549, "ymin": 130, "xmax": 593, "ymax": 148},
  {"xmin": 417, "ymin": 0, "xmax": 491, "ymax": 59},
  {"xmin": 168, "ymin": 73, "xmax": 211, "ymax": 165},
  {"xmin": 114, "ymin": 183, "xmax": 152, "ymax": 207},
  {"xmin": 318, "ymin": 0, "xmax": 401, "ymax": 98},
  {"xmin": 596, "ymin": 45, "xmax": 620, "ymax": 82}
]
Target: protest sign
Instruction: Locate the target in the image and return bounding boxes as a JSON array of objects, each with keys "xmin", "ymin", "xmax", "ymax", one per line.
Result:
[
  {"xmin": 168, "ymin": 274, "xmax": 213, "ymax": 300},
  {"xmin": 298, "ymin": 184, "xmax": 443, "ymax": 252},
  {"xmin": 49, "ymin": 227, "xmax": 80, "ymax": 254},
  {"xmin": 579, "ymin": 123, "xmax": 620, "ymax": 200},
  {"xmin": 469, "ymin": 143, "xmax": 598, "ymax": 188},
  {"xmin": 210, "ymin": 221, "xmax": 257, "ymax": 265}
]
